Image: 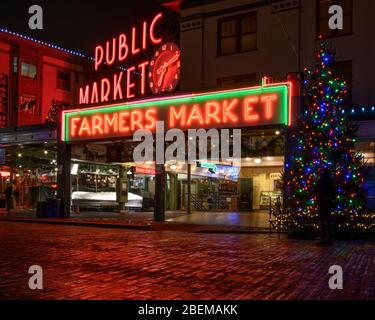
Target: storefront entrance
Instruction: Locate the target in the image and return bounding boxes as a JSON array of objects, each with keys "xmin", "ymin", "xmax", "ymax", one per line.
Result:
[
  {"xmin": 59, "ymin": 81, "xmax": 293, "ymax": 222},
  {"xmin": 68, "ymin": 138, "xmax": 283, "ymax": 217},
  {"xmin": 0, "ymin": 142, "xmax": 58, "ymax": 210}
]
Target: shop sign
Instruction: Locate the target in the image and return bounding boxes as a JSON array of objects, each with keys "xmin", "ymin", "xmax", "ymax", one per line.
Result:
[
  {"xmin": 0, "ymin": 171, "xmax": 10, "ymax": 177},
  {"xmin": 270, "ymin": 172, "xmax": 282, "ymax": 180},
  {"xmin": 0, "ymin": 74, "xmax": 8, "ymax": 128},
  {"xmin": 135, "ymin": 167, "xmax": 156, "ymax": 175},
  {"xmin": 79, "ymin": 12, "xmax": 180, "ymax": 105},
  {"xmin": 0, "ymin": 165, "xmax": 10, "ymax": 177},
  {"xmin": 198, "ymin": 162, "xmax": 217, "ymax": 173},
  {"xmin": 62, "ymin": 82, "xmax": 291, "ymax": 142}
]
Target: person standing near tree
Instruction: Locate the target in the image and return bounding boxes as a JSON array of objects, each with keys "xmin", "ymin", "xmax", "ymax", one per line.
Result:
[
  {"xmin": 316, "ymin": 168, "xmax": 335, "ymax": 246},
  {"xmin": 4, "ymin": 183, "xmax": 13, "ymax": 214}
]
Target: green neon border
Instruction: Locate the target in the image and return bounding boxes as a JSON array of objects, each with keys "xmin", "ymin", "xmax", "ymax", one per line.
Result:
[{"xmin": 63, "ymin": 85, "xmax": 289, "ymax": 142}]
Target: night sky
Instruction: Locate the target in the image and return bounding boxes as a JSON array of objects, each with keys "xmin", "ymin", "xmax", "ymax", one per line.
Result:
[{"xmin": 0, "ymin": 0, "xmax": 176, "ymax": 55}]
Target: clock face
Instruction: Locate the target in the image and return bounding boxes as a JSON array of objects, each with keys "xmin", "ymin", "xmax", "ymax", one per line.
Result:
[{"xmin": 148, "ymin": 42, "xmax": 181, "ymax": 94}]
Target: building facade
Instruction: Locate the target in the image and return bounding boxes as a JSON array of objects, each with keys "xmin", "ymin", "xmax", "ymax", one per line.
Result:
[
  {"xmin": 179, "ymin": 0, "xmax": 375, "ymax": 209},
  {"xmin": 3, "ymin": 0, "xmax": 375, "ymax": 219},
  {"xmin": 0, "ymin": 29, "xmax": 88, "ymax": 209}
]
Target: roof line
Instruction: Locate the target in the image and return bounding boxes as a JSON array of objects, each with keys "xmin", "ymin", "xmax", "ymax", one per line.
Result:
[{"xmin": 0, "ymin": 27, "xmax": 89, "ymax": 59}]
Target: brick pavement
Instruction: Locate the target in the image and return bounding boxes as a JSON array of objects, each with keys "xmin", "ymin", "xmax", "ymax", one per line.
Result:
[{"xmin": 0, "ymin": 221, "xmax": 374, "ymax": 300}]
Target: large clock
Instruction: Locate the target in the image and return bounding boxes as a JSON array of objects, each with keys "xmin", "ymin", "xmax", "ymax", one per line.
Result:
[{"xmin": 148, "ymin": 42, "xmax": 181, "ymax": 94}]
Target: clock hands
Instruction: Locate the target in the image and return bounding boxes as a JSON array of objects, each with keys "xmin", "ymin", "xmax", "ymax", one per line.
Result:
[{"xmin": 156, "ymin": 53, "xmax": 180, "ymax": 87}]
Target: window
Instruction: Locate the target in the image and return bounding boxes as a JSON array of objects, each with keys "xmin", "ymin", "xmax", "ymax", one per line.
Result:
[
  {"xmin": 317, "ymin": 0, "xmax": 352, "ymax": 38},
  {"xmin": 217, "ymin": 73, "xmax": 257, "ymax": 88},
  {"xmin": 333, "ymin": 60, "xmax": 352, "ymax": 105},
  {"xmin": 218, "ymin": 13, "xmax": 257, "ymax": 55},
  {"xmin": 21, "ymin": 62, "xmax": 37, "ymax": 79},
  {"xmin": 13, "ymin": 57, "xmax": 18, "ymax": 74},
  {"xmin": 220, "ymin": 19, "xmax": 237, "ymax": 55},
  {"xmin": 57, "ymin": 70, "xmax": 71, "ymax": 91}
]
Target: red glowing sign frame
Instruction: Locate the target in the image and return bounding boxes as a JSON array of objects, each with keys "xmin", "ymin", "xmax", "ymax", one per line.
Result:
[{"xmin": 63, "ymin": 82, "xmax": 292, "ymax": 143}]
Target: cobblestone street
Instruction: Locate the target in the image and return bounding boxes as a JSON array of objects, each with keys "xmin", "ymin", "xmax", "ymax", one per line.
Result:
[{"xmin": 0, "ymin": 221, "xmax": 374, "ymax": 300}]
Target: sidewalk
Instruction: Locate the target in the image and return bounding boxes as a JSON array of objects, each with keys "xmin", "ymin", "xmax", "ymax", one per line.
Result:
[{"xmin": 0, "ymin": 208, "xmax": 275, "ymax": 234}]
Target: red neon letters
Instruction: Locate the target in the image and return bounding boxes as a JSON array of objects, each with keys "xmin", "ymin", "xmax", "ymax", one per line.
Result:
[
  {"xmin": 79, "ymin": 64, "xmax": 150, "ymax": 105},
  {"xmin": 70, "ymin": 108, "xmax": 157, "ymax": 138},
  {"xmin": 168, "ymin": 97, "xmax": 275, "ymax": 128},
  {"xmin": 79, "ymin": 12, "xmax": 164, "ymax": 105},
  {"xmin": 70, "ymin": 94, "xmax": 279, "ymax": 140},
  {"xmin": 94, "ymin": 12, "xmax": 163, "ymax": 71}
]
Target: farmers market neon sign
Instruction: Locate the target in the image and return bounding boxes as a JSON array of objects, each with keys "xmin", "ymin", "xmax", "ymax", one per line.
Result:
[{"xmin": 62, "ymin": 82, "xmax": 291, "ymax": 142}]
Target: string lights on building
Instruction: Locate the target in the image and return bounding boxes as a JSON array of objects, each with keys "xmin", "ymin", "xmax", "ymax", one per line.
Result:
[{"xmin": 0, "ymin": 27, "xmax": 142, "ymax": 76}]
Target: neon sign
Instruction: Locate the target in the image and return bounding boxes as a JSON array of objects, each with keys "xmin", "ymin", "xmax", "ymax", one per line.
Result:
[
  {"xmin": 79, "ymin": 12, "xmax": 181, "ymax": 105},
  {"xmin": 198, "ymin": 162, "xmax": 217, "ymax": 173},
  {"xmin": 0, "ymin": 165, "xmax": 10, "ymax": 177},
  {"xmin": 94, "ymin": 13, "xmax": 163, "ymax": 71},
  {"xmin": 135, "ymin": 167, "xmax": 156, "ymax": 175},
  {"xmin": 63, "ymin": 82, "xmax": 291, "ymax": 142}
]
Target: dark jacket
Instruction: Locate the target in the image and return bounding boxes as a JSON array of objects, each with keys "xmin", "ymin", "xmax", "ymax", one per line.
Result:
[
  {"xmin": 316, "ymin": 170, "xmax": 335, "ymax": 221},
  {"xmin": 4, "ymin": 187, "xmax": 13, "ymax": 199},
  {"xmin": 316, "ymin": 172, "xmax": 335, "ymax": 202}
]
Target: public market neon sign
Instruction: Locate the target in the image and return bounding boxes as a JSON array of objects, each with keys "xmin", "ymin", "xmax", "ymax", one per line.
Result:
[
  {"xmin": 79, "ymin": 12, "xmax": 181, "ymax": 105},
  {"xmin": 62, "ymin": 82, "xmax": 291, "ymax": 142}
]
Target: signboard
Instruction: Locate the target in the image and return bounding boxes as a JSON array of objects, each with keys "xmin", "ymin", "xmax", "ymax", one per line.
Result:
[
  {"xmin": 135, "ymin": 167, "xmax": 156, "ymax": 175},
  {"xmin": 79, "ymin": 12, "xmax": 181, "ymax": 106},
  {"xmin": 270, "ymin": 172, "xmax": 282, "ymax": 180},
  {"xmin": 198, "ymin": 162, "xmax": 217, "ymax": 173},
  {"xmin": 20, "ymin": 95, "xmax": 37, "ymax": 115},
  {"xmin": 62, "ymin": 82, "xmax": 291, "ymax": 142},
  {"xmin": 0, "ymin": 73, "xmax": 8, "ymax": 128},
  {"xmin": 0, "ymin": 171, "xmax": 10, "ymax": 178}
]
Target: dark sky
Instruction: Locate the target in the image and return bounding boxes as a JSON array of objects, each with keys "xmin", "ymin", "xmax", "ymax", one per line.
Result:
[{"xmin": 0, "ymin": 0, "xmax": 178, "ymax": 55}]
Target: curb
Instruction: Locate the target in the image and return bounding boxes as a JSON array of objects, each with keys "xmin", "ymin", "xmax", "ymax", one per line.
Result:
[
  {"xmin": 195, "ymin": 229, "xmax": 287, "ymax": 234},
  {"xmin": 0, "ymin": 217, "xmax": 286, "ymax": 235},
  {"xmin": 0, "ymin": 218, "xmax": 153, "ymax": 231}
]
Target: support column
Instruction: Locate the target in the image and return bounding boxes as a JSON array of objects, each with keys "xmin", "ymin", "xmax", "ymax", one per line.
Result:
[
  {"xmin": 187, "ymin": 163, "xmax": 191, "ymax": 214},
  {"xmin": 154, "ymin": 163, "xmax": 165, "ymax": 222},
  {"xmin": 117, "ymin": 166, "xmax": 127, "ymax": 212},
  {"xmin": 57, "ymin": 141, "xmax": 71, "ymax": 218},
  {"xmin": 154, "ymin": 121, "xmax": 166, "ymax": 221}
]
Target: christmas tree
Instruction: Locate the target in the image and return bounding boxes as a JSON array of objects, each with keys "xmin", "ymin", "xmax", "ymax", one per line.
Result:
[
  {"xmin": 280, "ymin": 40, "xmax": 367, "ymax": 233},
  {"xmin": 46, "ymin": 99, "xmax": 59, "ymax": 124}
]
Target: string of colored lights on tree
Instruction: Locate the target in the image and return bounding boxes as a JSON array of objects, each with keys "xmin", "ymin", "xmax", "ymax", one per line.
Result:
[{"xmin": 279, "ymin": 39, "xmax": 372, "ymax": 232}]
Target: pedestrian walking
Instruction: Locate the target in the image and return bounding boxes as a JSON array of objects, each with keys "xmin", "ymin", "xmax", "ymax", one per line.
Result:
[{"xmin": 4, "ymin": 183, "xmax": 13, "ymax": 214}]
